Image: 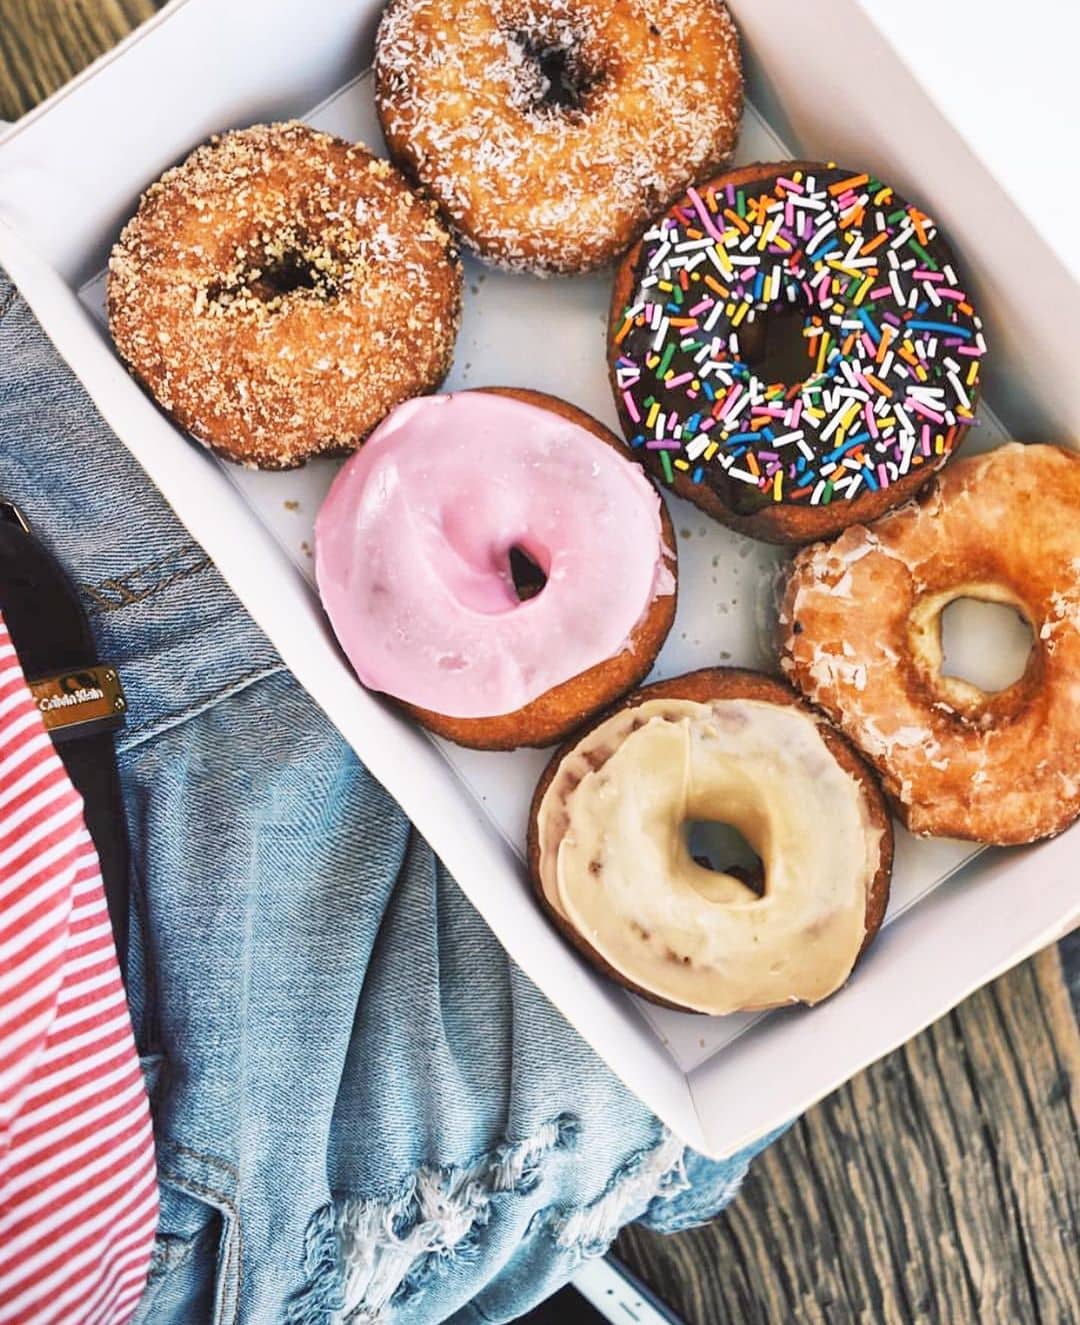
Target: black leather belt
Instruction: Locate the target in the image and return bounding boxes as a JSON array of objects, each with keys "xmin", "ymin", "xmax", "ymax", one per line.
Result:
[{"xmin": 0, "ymin": 499, "xmax": 130, "ymax": 976}]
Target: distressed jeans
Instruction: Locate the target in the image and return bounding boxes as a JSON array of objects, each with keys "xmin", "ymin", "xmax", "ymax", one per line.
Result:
[{"xmin": 0, "ymin": 269, "xmax": 775, "ymax": 1324}]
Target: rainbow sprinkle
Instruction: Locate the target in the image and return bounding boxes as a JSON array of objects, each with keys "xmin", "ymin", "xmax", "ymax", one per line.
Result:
[{"xmin": 614, "ymin": 165, "xmax": 987, "ymax": 507}]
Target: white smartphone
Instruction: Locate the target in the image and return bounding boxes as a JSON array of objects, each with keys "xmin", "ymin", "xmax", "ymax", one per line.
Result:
[{"xmin": 519, "ymin": 1255, "xmax": 687, "ymax": 1324}]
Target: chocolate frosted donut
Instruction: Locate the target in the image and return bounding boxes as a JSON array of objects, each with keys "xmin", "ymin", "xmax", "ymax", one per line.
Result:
[
  {"xmin": 528, "ymin": 668, "xmax": 893, "ymax": 1015},
  {"xmin": 108, "ymin": 122, "xmax": 462, "ymax": 469},
  {"xmin": 375, "ymin": 0, "xmax": 742, "ymax": 274},
  {"xmin": 610, "ymin": 162, "xmax": 988, "ymax": 542},
  {"xmin": 779, "ymin": 444, "xmax": 1080, "ymax": 844}
]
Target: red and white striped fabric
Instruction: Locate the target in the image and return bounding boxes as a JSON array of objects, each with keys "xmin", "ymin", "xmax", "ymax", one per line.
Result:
[{"xmin": 0, "ymin": 614, "xmax": 157, "ymax": 1324}]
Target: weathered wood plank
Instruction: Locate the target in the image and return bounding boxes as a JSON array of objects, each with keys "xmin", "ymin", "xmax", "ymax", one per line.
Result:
[
  {"xmin": 617, "ymin": 949, "xmax": 1080, "ymax": 1324},
  {"xmin": 0, "ymin": 0, "xmax": 160, "ymax": 121},
  {"xmin": 3, "ymin": 10, "xmax": 1078, "ymax": 1324}
]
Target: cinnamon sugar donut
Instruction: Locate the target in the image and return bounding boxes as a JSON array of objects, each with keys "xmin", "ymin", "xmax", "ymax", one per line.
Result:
[
  {"xmin": 375, "ymin": 0, "xmax": 742, "ymax": 274},
  {"xmin": 779, "ymin": 444, "xmax": 1080, "ymax": 844},
  {"xmin": 315, "ymin": 388, "xmax": 677, "ymax": 750},
  {"xmin": 108, "ymin": 122, "xmax": 462, "ymax": 469},
  {"xmin": 528, "ymin": 669, "xmax": 893, "ymax": 1014}
]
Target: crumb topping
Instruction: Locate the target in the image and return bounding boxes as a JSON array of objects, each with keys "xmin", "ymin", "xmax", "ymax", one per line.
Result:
[{"xmin": 108, "ymin": 121, "xmax": 462, "ymax": 468}]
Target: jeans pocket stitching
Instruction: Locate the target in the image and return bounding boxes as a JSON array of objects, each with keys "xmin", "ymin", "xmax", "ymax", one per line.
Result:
[
  {"xmin": 160, "ymin": 1167, "xmax": 244, "ymax": 1325},
  {"xmin": 117, "ymin": 662, "xmax": 289, "ymax": 754},
  {"xmin": 133, "ymin": 1232, "xmax": 206, "ymax": 1324},
  {"xmin": 162, "ymin": 1137, "xmax": 240, "ymax": 1181},
  {"xmin": 81, "ymin": 543, "xmax": 213, "ymax": 614}
]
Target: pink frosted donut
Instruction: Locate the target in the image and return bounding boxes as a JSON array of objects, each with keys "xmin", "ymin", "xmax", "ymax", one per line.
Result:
[{"xmin": 314, "ymin": 388, "xmax": 677, "ymax": 749}]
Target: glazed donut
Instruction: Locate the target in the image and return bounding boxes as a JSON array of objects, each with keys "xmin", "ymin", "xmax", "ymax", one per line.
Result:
[
  {"xmin": 108, "ymin": 122, "xmax": 462, "ymax": 469},
  {"xmin": 528, "ymin": 668, "xmax": 893, "ymax": 1014},
  {"xmin": 374, "ymin": 0, "xmax": 742, "ymax": 274},
  {"xmin": 315, "ymin": 388, "xmax": 677, "ymax": 749},
  {"xmin": 610, "ymin": 162, "xmax": 987, "ymax": 543},
  {"xmin": 779, "ymin": 444, "xmax": 1080, "ymax": 844}
]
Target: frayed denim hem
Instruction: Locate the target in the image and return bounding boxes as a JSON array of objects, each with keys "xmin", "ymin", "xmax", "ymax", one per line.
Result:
[
  {"xmin": 287, "ymin": 1115, "xmax": 579, "ymax": 1324},
  {"xmin": 532, "ymin": 1129, "xmax": 689, "ymax": 1260}
]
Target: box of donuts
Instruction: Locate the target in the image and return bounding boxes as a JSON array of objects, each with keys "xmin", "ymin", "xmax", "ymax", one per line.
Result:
[{"xmin": 1, "ymin": 0, "xmax": 1076, "ymax": 1156}]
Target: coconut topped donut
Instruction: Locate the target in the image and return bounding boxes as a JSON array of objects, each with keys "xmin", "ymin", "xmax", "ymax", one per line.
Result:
[
  {"xmin": 375, "ymin": 0, "xmax": 742, "ymax": 273},
  {"xmin": 109, "ymin": 122, "xmax": 462, "ymax": 468},
  {"xmin": 610, "ymin": 162, "xmax": 988, "ymax": 542}
]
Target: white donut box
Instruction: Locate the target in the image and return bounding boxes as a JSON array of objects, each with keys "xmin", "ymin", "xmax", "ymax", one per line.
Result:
[{"xmin": 0, "ymin": 0, "xmax": 1076, "ymax": 1158}]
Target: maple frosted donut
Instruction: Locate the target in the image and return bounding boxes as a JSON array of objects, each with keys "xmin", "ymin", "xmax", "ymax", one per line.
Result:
[
  {"xmin": 315, "ymin": 388, "xmax": 677, "ymax": 749},
  {"xmin": 610, "ymin": 162, "xmax": 988, "ymax": 542},
  {"xmin": 779, "ymin": 444, "xmax": 1080, "ymax": 844},
  {"xmin": 108, "ymin": 122, "xmax": 462, "ymax": 469},
  {"xmin": 374, "ymin": 0, "xmax": 742, "ymax": 274},
  {"xmin": 528, "ymin": 669, "xmax": 893, "ymax": 1015}
]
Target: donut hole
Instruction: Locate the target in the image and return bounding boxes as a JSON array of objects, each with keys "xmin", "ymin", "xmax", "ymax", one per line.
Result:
[
  {"xmin": 254, "ymin": 251, "xmax": 325, "ymax": 300},
  {"xmin": 685, "ymin": 819, "xmax": 764, "ymax": 896},
  {"xmin": 909, "ymin": 586, "xmax": 1035, "ymax": 715},
  {"xmin": 508, "ymin": 545, "xmax": 548, "ymax": 602},
  {"xmin": 208, "ymin": 246, "xmax": 336, "ymax": 310},
  {"xmin": 940, "ymin": 597, "xmax": 1034, "ymax": 694},
  {"xmin": 738, "ymin": 296, "xmax": 815, "ymax": 390},
  {"xmin": 512, "ymin": 32, "xmax": 602, "ymax": 115}
]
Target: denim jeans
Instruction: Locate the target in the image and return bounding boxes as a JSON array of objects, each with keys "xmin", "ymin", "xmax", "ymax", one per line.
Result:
[{"xmin": 0, "ymin": 268, "xmax": 776, "ymax": 1324}]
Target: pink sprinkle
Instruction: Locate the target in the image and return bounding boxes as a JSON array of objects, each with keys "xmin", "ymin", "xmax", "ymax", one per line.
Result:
[
  {"xmin": 665, "ymin": 373, "xmax": 694, "ymax": 388},
  {"xmin": 687, "ymin": 299, "xmax": 711, "ymax": 316},
  {"xmin": 870, "ymin": 286, "xmax": 891, "ymax": 300},
  {"xmin": 921, "ymin": 426, "xmax": 932, "ymax": 455},
  {"xmin": 863, "ymin": 401, "xmax": 879, "ymax": 438},
  {"xmin": 700, "ymin": 416, "xmax": 717, "ymax": 432},
  {"xmin": 910, "ymin": 401, "xmax": 945, "ymax": 423},
  {"xmin": 877, "ymin": 464, "xmax": 889, "ymax": 488},
  {"xmin": 720, "ymin": 385, "xmax": 744, "ymax": 418},
  {"xmin": 776, "ymin": 177, "xmax": 803, "ymax": 193},
  {"xmin": 790, "ymin": 399, "xmax": 803, "ymax": 427},
  {"xmin": 686, "ymin": 187, "xmax": 724, "ymax": 242},
  {"xmin": 936, "ymin": 288, "xmax": 965, "ymax": 301},
  {"xmin": 646, "ymin": 440, "xmax": 682, "ymax": 450},
  {"xmin": 623, "ymin": 391, "xmax": 641, "ymax": 423},
  {"xmin": 957, "ymin": 346, "xmax": 982, "ymax": 356},
  {"xmin": 860, "ymin": 333, "xmax": 876, "ymax": 357},
  {"xmin": 914, "ymin": 269, "xmax": 944, "ymax": 281}
]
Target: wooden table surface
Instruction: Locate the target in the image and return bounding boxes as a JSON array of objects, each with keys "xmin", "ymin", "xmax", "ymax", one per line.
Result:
[{"xmin": 2, "ymin": 6, "xmax": 1078, "ymax": 1322}]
